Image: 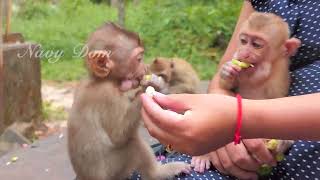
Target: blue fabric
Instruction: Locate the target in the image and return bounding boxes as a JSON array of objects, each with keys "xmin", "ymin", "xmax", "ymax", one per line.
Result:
[{"xmin": 132, "ymin": 0, "xmax": 320, "ymax": 179}]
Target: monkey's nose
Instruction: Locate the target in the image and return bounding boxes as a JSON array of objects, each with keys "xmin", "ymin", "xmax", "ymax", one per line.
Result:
[{"xmin": 238, "ymin": 50, "xmax": 250, "ymax": 60}]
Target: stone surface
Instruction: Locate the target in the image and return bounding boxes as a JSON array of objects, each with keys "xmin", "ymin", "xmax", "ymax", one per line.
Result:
[
  {"xmin": 1, "ymin": 43, "xmax": 42, "ymax": 134},
  {"xmin": 0, "ymin": 81, "xmax": 209, "ymax": 179}
]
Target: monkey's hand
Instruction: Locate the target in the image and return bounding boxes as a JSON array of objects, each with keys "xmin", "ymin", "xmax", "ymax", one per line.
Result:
[
  {"xmin": 141, "ymin": 74, "xmax": 168, "ymax": 92},
  {"xmin": 191, "ymin": 154, "xmax": 212, "ymax": 173},
  {"xmin": 219, "ymin": 61, "xmax": 241, "ymax": 90}
]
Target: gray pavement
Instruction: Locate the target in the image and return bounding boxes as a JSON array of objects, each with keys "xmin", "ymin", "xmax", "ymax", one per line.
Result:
[{"xmin": 0, "ymin": 81, "xmax": 209, "ymax": 180}]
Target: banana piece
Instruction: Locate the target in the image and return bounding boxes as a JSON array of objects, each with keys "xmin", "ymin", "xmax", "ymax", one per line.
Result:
[{"xmin": 231, "ymin": 59, "xmax": 254, "ymax": 69}]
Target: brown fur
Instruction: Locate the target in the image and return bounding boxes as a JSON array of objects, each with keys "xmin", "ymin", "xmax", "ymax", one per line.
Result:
[
  {"xmin": 68, "ymin": 22, "xmax": 190, "ymax": 180},
  {"xmin": 219, "ymin": 12, "xmax": 300, "ymax": 154},
  {"xmin": 149, "ymin": 57, "xmax": 200, "ymax": 94}
]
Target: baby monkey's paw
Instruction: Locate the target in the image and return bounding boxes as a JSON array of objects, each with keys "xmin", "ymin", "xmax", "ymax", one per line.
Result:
[
  {"xmin": 220, "ymin": 61, "xmax": 242, "ymax": 81},
  {"xmin": 168, "ymin": 162, "xmax": 192, "ymax": 176},
  {"xmin": 141, "ymin": 74, "xmax": 167, "ymax": 92},
  {"xmin": 191, "ymin": 154, "xmax": 212, "ymax": 173}
]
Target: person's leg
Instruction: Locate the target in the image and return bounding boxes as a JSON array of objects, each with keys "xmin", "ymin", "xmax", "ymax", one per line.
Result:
[
  {"xmin": 267, "ymin": 141, "xmax": 320, "ymax": 179},
  {"xmin": 131, "ymin": 153, "xmax": 235, "ymax": 180}
]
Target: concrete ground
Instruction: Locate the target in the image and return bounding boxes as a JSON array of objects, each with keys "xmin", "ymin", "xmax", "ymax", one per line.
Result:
[{"xmin": 0, "ymin": 81, "xmax": 209, "ymax": 180}]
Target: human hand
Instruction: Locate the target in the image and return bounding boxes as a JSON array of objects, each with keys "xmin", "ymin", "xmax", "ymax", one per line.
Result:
[
  {"xmin": 191, "ymin": 153, "xmax": 212, "ymax": 173},
  {"xmin": 211, "ymin": 139, "xmax": 276, "ymax": 180},
  {"xmin": 140, "ymin": 93, "xmax": 238, "ymax": 155}
]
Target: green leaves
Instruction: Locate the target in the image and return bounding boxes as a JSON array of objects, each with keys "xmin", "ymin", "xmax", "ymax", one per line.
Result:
[{"xmin": 12, "ymin": 0, "xmax": 241, "ymax": 81}]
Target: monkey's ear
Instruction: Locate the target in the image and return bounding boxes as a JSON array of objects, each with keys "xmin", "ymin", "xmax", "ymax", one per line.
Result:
[
  {"xmin": 284, "ymin": 38, "xmax": 301, "ymax": 57},
  {"xmin": 153, "ymin": 58, "xmax": 159, "ymax": 64},
  {"xmin": 87, "ymin": 51, "xmax": 114, "ymax": 78}
]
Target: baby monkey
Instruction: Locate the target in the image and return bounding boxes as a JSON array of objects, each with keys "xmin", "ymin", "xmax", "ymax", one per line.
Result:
[
  {"xmin": 192, "ymin": 12, "xmax": 301, "ymax": 174},
  {"xmin": 67, "ymin": 22, "xmax": 190, "ymax": 180}
]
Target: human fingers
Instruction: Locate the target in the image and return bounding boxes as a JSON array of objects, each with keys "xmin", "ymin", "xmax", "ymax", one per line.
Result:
[
  {"xmin": 141, "ymin": 94, "xmax": 186, "ymax": 132},
  {"xmin": 217, "ymin": 147, "xmax": 258, "ymax": 180},
  {"xmin": 210, "ymin": 150, "xmax": 228, "ymax": 174},
  {"xmin": 205, "ymin": 159, "xmax": 211, "ymax": 170},
  {"xmin": 152, "ymin": 92, "xmax": 190, "ymax": 113},
  {"xmin": 225, "ymin": 142, "xmax": 260, "ymax": 171},
  {"xmin": 243, "ymin": 139, "xmax": 277, "ymax": 166},
  {"xmin": 199, "ymin": 158, "xmax": 206, "ymax": 173}
]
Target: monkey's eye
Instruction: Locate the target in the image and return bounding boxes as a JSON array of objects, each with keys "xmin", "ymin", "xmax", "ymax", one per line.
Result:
[
  {"xmin": 158, "ymin": 74, "xmax": 168, "ymax": 81},
  {"xmin": 136, "ymin": 54, "xmax": 143, "ymax": 62},
  {"xmin": 252, "ymin": 41, "xmax": 263, "ymax": 49},
  {"xmin": 240, "ymin": 38, "xmax": 248, "ymax": 45}
]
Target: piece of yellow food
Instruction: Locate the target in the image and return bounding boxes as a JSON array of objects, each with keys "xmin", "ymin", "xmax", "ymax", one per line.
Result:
[
  {"xmin": 266, "ymin": 139, "xmax": 279, "ymax": 150},
  {"xmin": 258, "ymin": 164, "xmax": 272, "ymax": 176},
  {"xmin": 231, "ymin": 59, "xmax": 253, "ymax": 69},
  {"xmin": 276, "ymin": 153, "xmax": 285, "ymax": 162},
  {"xmin": 144, "ymin": 75, "xmax": 152, "ymax": 81},
  {"xmin": 11, "ymin": 156, "xmax": 19, "ymax": 162}
]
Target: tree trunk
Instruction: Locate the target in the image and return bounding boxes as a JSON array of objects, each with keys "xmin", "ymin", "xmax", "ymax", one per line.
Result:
[
  {"xmin": 117, "ymin": 0, "xmax": 125, "ymax": 27},
  {"xmin": 2, "ymin": 43, "xmax": 42, "ymax": 135},
  {"xmin": 111, "ymin": 0, "xmax": 118, "ymax": 7},
  {"xmin": 0, "ymin": 0, "xmax": 4, "ymax": 133}
]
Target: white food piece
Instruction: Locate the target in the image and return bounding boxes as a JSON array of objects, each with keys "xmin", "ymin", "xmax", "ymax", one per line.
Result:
[
  {"xmin": 145, "ymin": 86, "xmax": 156, "ymax": 97},
  {"xmin": 183, "ymin": 110, "xmax": 192, "ymax": 116}
]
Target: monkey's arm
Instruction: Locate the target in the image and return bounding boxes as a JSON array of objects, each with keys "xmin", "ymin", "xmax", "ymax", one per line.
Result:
[
  {"xmin": 101, "ymin": 89, "xmax": 142, "ymax": 147},
  {"xmin": 208, "ymin": 1, "xmax": 254, "ymax": 94}
]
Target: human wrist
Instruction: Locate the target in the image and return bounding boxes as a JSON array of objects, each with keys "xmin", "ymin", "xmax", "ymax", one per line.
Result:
[{"xmin": 240, "ymin": 98, "xmax": 262, "ymax": 139}]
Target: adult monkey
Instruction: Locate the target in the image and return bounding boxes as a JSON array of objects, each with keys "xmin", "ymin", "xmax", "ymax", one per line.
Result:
[{"xmin": 68, "ymin": 22, "xmax": 190, "ymax": 180}]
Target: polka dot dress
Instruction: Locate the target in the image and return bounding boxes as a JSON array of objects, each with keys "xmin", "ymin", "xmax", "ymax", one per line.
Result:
[{"xmin": 131, "ymin": 0, "xmax": 320, "ymax": 179}]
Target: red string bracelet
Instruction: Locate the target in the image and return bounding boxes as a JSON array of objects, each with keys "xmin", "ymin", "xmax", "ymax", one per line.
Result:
[{"xmin": 234, "ymin": 94, "xmax": 242, "ymax": 145}]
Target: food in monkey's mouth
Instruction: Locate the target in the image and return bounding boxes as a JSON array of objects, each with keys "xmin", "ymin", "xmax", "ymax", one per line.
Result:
[{"xmin": 232, "ymin": 59, "xmax": 254, "ymax": 69}]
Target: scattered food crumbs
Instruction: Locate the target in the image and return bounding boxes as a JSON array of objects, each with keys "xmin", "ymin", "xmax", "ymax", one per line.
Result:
[
  {"xmin": 156, "ymin": 155, "xmax": 166, "ymax": 161},
  {"xmin": 21, "ymin": 144, "xmax": 29, "ymax": 148},
  {"xmin": 45, "ymin": 168, "xmax": 50, "ymax": 172},
  {"xmin": 11, "ymin": 156, "xmax": 19, "ymax": 162},
  {"xmin": 59, "ymin": 133, "xmax": 64, "ymax": 139},
  {"xmin": 31, "ymin": 144, "xmax": 38, "ymax": 148},
  {"xmin": 6, "ymin": 162, "xmax": 11, "ymax": 166}
]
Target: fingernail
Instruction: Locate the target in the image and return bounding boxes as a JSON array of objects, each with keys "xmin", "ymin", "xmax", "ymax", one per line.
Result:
[{"xmin": 153, "ymin": 91, "xmax": 166, "ymax": 98}]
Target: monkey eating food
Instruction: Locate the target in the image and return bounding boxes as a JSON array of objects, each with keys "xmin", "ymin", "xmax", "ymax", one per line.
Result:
[
  {"xmin": 146, "ymin": 57, "xmax": 200, "ymax": 94},
  {"xmin": 67, "ymin": 22, "xmax": 191, "ymax": 180},
  {"xmin": 220, "ymin": 11, "xmax": 300, "ymax": 173},
  {"xmin": 193, "ymin": 12, "xmax": 301, "ymax": 175}
]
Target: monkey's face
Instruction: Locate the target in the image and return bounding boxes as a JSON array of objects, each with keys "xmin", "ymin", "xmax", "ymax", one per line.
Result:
[
  {"xmin": 236, "ymin": 29, "xmax": 284, "ymax": 83},
  {"xmin": 149, "ymin": 58, "xmax": 173, "ymax": 83},
  {"xmin": 114, "ymin": 47, "xmax": 146, "ymax": 91}
]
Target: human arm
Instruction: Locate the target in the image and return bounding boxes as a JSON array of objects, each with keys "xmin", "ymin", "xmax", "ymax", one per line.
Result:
[
  {"xmin": 140, "ymin": 92, "xmax": 320, "ymax": 156},
  {"xmin": 208, "ymin": 0, "xmax": 254, "ymax": 94}
]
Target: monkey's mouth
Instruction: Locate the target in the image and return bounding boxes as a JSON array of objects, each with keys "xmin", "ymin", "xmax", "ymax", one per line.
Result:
[{"xmin": 242, "ymin": 63, "xmax": 257, "ymax": 74}]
